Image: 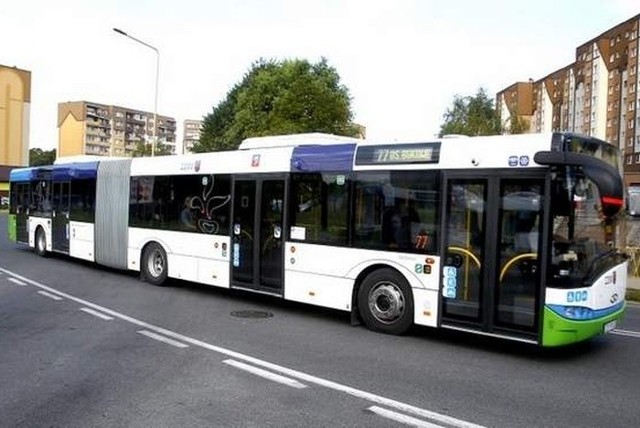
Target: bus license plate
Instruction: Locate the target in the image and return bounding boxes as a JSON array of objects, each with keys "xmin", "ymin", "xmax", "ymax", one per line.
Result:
[{"xmin": 604, "ymin": 320, "xmax": 617, "ymax": 333}]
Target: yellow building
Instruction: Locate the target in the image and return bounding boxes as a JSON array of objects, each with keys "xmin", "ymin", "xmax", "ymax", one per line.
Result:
[
  {"xmin": 0, "ymin": 64, "xmax": 31, "ymax": 199},
  {"xmin": 58, "ymin": 101, "xmax": 177, "ymax": 157},
  {"xmin": 0, "ymin": 65, "xmax": 30, "ymax": 166}
]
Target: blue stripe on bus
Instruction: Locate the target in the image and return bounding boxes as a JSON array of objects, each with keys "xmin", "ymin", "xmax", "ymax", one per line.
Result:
[
  {"xmin": 51, "ymin": 162, "xmax": 99, "ymax": 180},
  {"xmin": 9, "ymin": 162, "xmax": 99, "ymax": 182},
  {"xmin": 291, "ymin": 144, "xmax": 356, "ymax": 172},
  {"xmin": 9, "ymin": 167, "xmax": 37, "ymax": 182},
  {"xmin": 546, "ymin": 301, "xmax": 624, "ymax": 321}
]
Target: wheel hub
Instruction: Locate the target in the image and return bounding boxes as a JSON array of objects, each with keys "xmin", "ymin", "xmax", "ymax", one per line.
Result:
[
  {"xmin": 368, "ymin": 283, "xmax": 405, "ymax": 324},
  {"xmin": 148, "ymin": 249, "xmax": 164, "ymax": 277}
]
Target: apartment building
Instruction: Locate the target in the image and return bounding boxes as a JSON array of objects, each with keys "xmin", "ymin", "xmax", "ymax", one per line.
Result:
[
  {"xmin": 182, "ymin": 119, "xmax": 203, "ymax": 153},
  {"xmin": 58, "ymin": 101, "xmax": 177, "ymax": 157},
  {"xmin": 497, "ymin": 13, "xmax": 640, "ymax": 186},
  {"xmin": 0, "ymin": 64, "xmax": 31, "ymax": 167}
]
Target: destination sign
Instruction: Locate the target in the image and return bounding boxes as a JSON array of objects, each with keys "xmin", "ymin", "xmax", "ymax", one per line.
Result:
[{"xmin": 355, "ymin": 142, "xmax": 441, "ymax": 165}]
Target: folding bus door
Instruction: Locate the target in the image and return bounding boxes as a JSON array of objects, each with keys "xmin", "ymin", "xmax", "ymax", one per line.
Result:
[
  {"xmin": 441, "ymin": 171, "xmax": 545, "ymax": 341},
  {"xmin": 231, "ymin": 176, "xmax": 286, "ymax": 295},
  {"xmin": 51, "ymin": 181, "xmax": 71, "ymax": 253}
]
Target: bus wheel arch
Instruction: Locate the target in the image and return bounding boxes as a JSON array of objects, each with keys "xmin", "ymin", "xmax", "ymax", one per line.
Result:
[
  {"xmin": 354, "ymin": 265, "xmax": 414, "ymax": 335},
  {"xmin": 141, "ymin": 241, "xmax": 169, "ymax": 286},
  {"xmin": 34, "ymin": 226, "xmax": 47, "ymax": 257}
]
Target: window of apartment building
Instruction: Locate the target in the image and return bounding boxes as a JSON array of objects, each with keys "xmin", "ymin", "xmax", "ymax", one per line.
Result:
[
  {"xmin": 608, "ymin": 102, "xmax": 613, "ymax": 111},
  {"xmin": 631, "ymin": 47, "xmax": 638, "ymax": 58},
  {"xmin": 636, "ymin": 154, "xmax": 640, "ymax": 164},
  {"xmin": 627, "ymin": 155, "xmax": 633, "ymax": 165},
  {"xmin": 631, "ymin": 65, "xmax": 637, "ymax": 75},
  {"xmin": 610, "ymin": 54, "xmax": 615, "ymax": 63},
  {"xmin": 607, "ymin": 119, "xmax": 612, "ymax": 127},
  {"xmin": 611, "ymin": 39, "xmax": 615, "ymax": 47},
  {"xmin": 632, "ymin": 83, "xmax": 637, "ymax": 93}
]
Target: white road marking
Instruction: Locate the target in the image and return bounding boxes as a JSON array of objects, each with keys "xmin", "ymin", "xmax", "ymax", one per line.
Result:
[
  {"xmin": 0, "ymin": 266, "xmax": 484, "ymax": 428},
  {"xmin": 37, "ymin": 290, "xmax": 63, "ymax": 301},
  {"xmin": 612, "ymin": 329, "xmax": 640, "ymax": 338},
  {"xmin": 80, "ymin": 307, "xmax": 114, "ymax": 321},
  {"xmin": 368, "ymin": 406, "xmax": 445, "ymax": 428},
  {"xmin": 224, "ymin": 359, "xmax": 307, "ymax": 389},
  {"xmin": 7, "ymin": 277, "xmax": 27, "ymax": 286},
  {"xmin": 138, "ymin": 329, "xmax": 189, "ymax": 348}
]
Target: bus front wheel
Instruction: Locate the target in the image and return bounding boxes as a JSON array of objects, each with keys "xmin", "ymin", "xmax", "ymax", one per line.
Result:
[
  {"xmin": 357, "ymin": 268, "xmax": 414, "ymax": 335},
  {"xmin": 35, "ymin": 227, "xmax": 47, "ymax": 257},
  {"xmin": 142, "ymin": 242, "xmax": 168, "ymax": 286}
]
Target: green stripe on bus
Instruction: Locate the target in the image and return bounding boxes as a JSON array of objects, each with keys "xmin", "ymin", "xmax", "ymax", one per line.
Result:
[
  {"xmin": 8, "ymin": 214, "xmax": 16, "ymax": 242},
  {"xmin": 541, "ymin": 304, "xmax": 625, "ymax": 347}
]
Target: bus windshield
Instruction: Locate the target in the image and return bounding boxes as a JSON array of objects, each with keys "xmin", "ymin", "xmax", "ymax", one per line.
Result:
[{"xmin": 548, "ymin": 165, "xmax": 626, "ymax": 288}]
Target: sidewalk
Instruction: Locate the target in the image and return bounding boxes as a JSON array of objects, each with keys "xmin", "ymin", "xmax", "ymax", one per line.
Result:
[{"xmin": 628, "ymin": 275, "xmax": 640, "ymax": 291}]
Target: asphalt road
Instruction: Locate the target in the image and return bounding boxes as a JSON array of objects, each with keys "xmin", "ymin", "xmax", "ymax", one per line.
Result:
[{"xmin": 1, "ymin": 212, "xmax": 639, "ymax": 428}]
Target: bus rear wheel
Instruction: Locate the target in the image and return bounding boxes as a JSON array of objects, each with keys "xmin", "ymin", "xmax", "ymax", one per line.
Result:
[
  {"xmin": 357, "ymin": 268, "xmax": 413, "ymax": 335},
  {"xmin": 142, "ymin": 242, "xmax": 168, "ymax": 286},
  {"xmin": 35, "ymin": 227, "xmax": 47, "ymax": 257}
]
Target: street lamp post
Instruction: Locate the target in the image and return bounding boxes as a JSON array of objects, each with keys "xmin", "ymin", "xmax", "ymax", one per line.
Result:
[{"xmin": 113, "ymin": 27, "xmax": 159, "ymax": 157}]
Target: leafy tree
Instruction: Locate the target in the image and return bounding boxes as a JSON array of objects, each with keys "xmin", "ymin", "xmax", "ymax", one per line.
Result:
[
  {"xmin": 439, "ymin": 88, "xmax": 502, "ymax": 137},
  {"xmin": 131, "ymin": 139, "xmax": 173, "ymax": 157},
  {"xmin": 29, "ymin": 148, "xmax": 57, "ymax": 166},
  {"xmin": 507, "ymin": 115, "xmax": 529, "ymax": 134},
  {"xmin": 194, "ymin": 58, "xmax": 358, "ymax": 152}
]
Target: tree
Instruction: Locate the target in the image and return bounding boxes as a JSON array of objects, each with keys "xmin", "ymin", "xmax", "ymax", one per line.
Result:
[
  {"xmin": 508, "ymin": 115, "xmax": 530, "ymax": 134},
  {"xmin": 439, "ymin": 88, "xmax": 502, "ymax": 137},
  {"xmin": 29, "ymin": 148, "xmax": 57, "ymax": 166},
  {"xmin": 131, "ymin": 140, "xmax": 173, "ymax": 157},
  {"xmin": 194, "ymin": 58, "xmax": 358, "ymax": 152}
]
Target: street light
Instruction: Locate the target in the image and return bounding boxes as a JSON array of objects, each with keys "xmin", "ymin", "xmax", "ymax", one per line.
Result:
[{"xmin": 113, "ymin": 27, "xmax": 159, "ymax": 157}]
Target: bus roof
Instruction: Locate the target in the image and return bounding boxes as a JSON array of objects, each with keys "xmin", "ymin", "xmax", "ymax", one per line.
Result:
[
  {"xmin": 238, "ymin": 132, "xmax": 362, "ymax": 150},
  {"xmin": 10, "ymin": 161, "xmax": 99, "ymax": 182}
]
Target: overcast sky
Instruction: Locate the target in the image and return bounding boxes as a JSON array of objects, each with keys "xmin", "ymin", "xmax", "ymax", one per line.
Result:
[{"xmin": 1, "ymin": 0, "xmax": 638, "ymax": 152}]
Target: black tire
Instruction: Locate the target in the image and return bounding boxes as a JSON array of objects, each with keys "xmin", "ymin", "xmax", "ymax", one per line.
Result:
[
  {"xmin": 357, "ymin": 268, "xmax": 414, "ymax": 335},
  {"xmin": 141, "ymin": 242, "xmax": 168, "ymax": 286},
  {"xmin": 35, "ymin": 227, "xmax": 47, "ymax": 257}
]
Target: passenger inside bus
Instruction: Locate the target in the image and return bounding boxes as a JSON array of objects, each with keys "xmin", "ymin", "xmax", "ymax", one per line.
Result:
[{"xmin": 181, "ymin": 197, "xmax": 197, "ymax": 230}]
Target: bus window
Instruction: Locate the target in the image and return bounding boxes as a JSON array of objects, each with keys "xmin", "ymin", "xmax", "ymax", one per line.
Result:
[
  {"xmin": 289, "ymin": 173, "xmax": 349, "ymax": 245},
  {"xmin": 353, "ymin": 170, "xmax": 439, "ymax": 253}
]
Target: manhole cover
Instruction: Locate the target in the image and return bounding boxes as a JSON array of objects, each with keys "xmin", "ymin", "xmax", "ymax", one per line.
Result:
[{"xmin": 230, "ymin": 310, "xmax": 273, "ymax": 319}]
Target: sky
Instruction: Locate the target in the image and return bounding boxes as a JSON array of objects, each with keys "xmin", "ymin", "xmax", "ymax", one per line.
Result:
[{"xmin": 1, "ymin": 0, "xmax": 639, "ymax": 152}]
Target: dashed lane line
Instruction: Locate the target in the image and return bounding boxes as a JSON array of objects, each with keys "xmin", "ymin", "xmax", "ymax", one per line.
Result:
[
  {"xmin": 7, "ymin": 277, "xmax": 27, "ymax": 286},
  {"xmin": 367, "ymin": 406, "xmax": 445, "ymax": 428},
  {"xmin": 0, "ymin": 266, "xmax": 484, "ymax": 428},
  {"xmin": 224, "ymin": 359, "xmax": 307, "ymax": 389},
  {"xmin": 80, "ymin": 307, "xmax": 115, "ymax": 321},
  {"xmin": 138, "ymin": 330, "xmax": 189, "ymax": 348},
  {"xmin": 37, "ymin": 290, "xmax": 63, "ymax": 301}
]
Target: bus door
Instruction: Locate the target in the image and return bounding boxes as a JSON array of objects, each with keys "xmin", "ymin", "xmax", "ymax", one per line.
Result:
[
  {"xmin": 15, "ymin": 183, "xmax": 30, "ymax": 243},
  {"xmin": 440, "ymin": 172, "xmax": 545, "ymax": 340},
  {"xmin": 51, "ymin": 181, "xmax": 71, "ymax": 253},
  {"xmin": 231, "ymin": 176, "xmax": 286, "ymax": 294}
]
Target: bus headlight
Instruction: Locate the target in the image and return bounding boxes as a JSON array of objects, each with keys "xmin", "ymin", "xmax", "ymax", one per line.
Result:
[{"xmin": 562, "ymin": 306, "xmax": 594, "ymax": 320}]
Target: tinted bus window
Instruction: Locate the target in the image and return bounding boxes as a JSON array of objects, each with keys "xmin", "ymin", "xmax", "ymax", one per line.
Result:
[
  {"xmin": 290, "ymin": 173, "xmax": 350, "ymax": 245},
  {"xmin": 353, "ymin": 171, "xmax": 439, "ymax": 253}
]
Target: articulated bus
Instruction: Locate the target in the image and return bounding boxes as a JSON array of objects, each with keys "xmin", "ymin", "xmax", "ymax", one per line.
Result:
[{"xmin": 7, "ymin": 132, "xmax": 628, "ymax": 347}]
